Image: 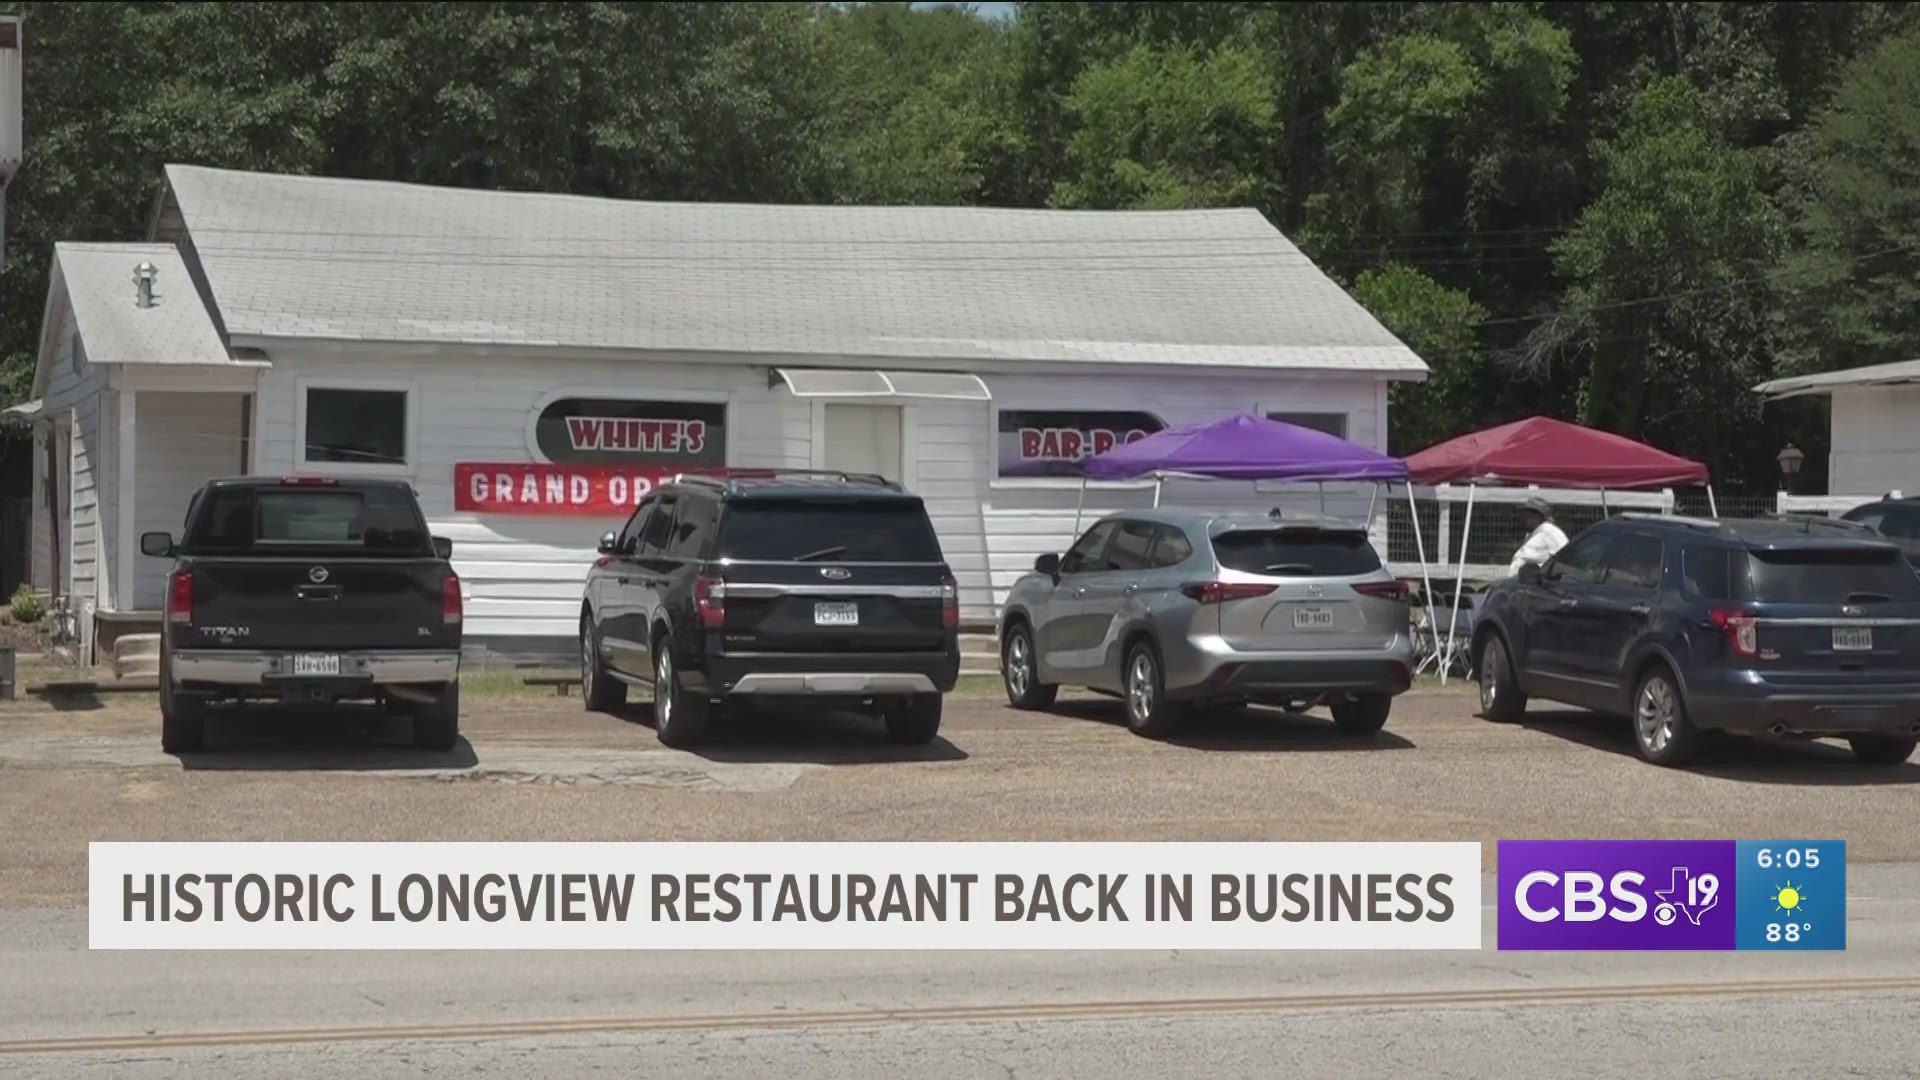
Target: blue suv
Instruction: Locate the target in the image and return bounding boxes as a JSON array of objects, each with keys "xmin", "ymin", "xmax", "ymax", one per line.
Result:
[{"xmin": 1473, "ymin": 513, "xmax": 1920, "ymax": 767}]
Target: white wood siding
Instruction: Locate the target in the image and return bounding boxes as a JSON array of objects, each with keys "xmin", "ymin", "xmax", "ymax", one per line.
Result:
[
  {"xmin": 240, "ymin": 350, "xmax": 1390, "ymax": 638},
  {"xmin": 250, "ymin": 352, "xmax": 810, "ymax": 639},
  {"xmin": 129, "ymin": 392, "xmax": 248, "ymax": 609},
  {"xmin": 1827, "ymin": 387, "xmax": 1920, "ymax": 497},
  {"xmin": 32, "ymin": 317, "xmax": 111, "ymax": 612}
]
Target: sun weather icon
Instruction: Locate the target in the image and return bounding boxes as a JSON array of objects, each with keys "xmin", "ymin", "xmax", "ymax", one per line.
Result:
[{"xmin": 1772, "ymin": 881, "xmax": 1805, "ymax": 915}]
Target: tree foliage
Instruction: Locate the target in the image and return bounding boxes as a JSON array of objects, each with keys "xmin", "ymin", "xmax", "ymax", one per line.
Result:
[{"xmin": 3, "ymin": 1, "xmax": 1916, "ymax": 490}]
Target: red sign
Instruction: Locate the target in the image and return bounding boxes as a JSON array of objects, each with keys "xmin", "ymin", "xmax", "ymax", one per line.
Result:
[{"xmin": 455, "ymin": 463, "xmax": 719, "ymax": 516}]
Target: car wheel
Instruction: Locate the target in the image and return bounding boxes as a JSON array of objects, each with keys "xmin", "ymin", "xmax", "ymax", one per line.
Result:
[
  {"xmin": 580, "ymin": 614, "xmax": 626, "ymax": 712},
  {"xmin": 159, "ymin": 661, "xmax": 205, "ymax": 753},
  {"xmin": 408, "ymin": 683, "xmax": 461, "ymax": 752},
  {"xmin": 1477, "ymin": 633, "xmax": 1527, "ymax": 722},
  {"xmin": 884, "ymin": 694, "xmax": 944, "ymax": 745},
  {"xmin": 1632, "ymin": 665, "xmax": 1701, "ymax": 767},
  {"xmin": 653, "ymin": 643, "xmax": 709, "ymax": 748},
  {"xmin": 1330, "ymin": 693, "xmax": 1392, "ymax": 738},
  {"xmin": 1001, "ymin": 623, "xmax": 1057, "ymax": 710},
  {"xmin": 1848, "ymin": 735, "xmax": 1917, "ymax": 766},
  {"xmin": 1123, "ymin": 641, "xmax": 1182, "ymax": 738}
]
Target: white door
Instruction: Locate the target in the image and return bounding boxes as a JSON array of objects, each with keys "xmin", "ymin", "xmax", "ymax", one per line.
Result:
[{"xmin": 821, "ymin": 404, "xmax": 904, "ymax": 484}]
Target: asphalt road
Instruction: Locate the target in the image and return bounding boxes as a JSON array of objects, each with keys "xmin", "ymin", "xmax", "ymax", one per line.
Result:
[{"xmin": 2, "ymin": 687, "xmax": 1917, "ymax": 1076}]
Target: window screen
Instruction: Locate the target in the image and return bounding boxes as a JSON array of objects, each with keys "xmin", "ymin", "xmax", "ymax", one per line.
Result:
[{"xmin": 304, "ymin": 388, "xmax": 407, "ymax": 466}]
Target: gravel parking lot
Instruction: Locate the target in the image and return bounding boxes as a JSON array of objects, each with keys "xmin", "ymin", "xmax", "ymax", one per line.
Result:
[{"xmin": 3, "ymin": 684, "xmax": 1918, "ymax": 906}]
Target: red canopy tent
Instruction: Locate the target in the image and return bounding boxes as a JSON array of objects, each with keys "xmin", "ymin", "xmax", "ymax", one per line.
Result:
[
  {"xmin": 1404, "ymin": 416, "xmax": 1712, "ymax": 681},
  {"xmin": 1406, "ymin": 415, "xmax": 1708, "ymax": 489}
]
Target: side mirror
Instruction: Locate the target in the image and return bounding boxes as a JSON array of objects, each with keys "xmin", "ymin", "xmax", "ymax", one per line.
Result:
[
  {"xmin": 1034, "ymin": 553, "xmax": 1060, "ymax": 578},
  {"xmin": 432, "ymin": 536, "xmax": 453, "ymax": 560},
  {"xmin": 1517, "ymin": 563, "xmax": 1541, "ymax": 585},
  {"xmin": 139, "ymin": 531, "xmax": 175, "ymax": 558},
  {"xmin": 597, "ymin": 531, "xmax": 619, "ymax": 556}
]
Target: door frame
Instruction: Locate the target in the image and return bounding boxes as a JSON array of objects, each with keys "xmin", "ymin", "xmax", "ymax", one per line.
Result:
[{"xmin": 809, "ymin": 400, "xmax": 918, "ymax": 490}]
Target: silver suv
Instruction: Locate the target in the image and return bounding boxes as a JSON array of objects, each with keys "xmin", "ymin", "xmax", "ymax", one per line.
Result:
[{"xmin": 998, "ymin": 509, "xmax": 1414, "ymax": 738}]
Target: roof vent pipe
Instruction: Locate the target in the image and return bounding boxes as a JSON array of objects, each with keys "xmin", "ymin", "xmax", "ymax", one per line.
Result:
[{"xmin": 133, "ymin": 262, "xmax": 157, "ymax": 308}]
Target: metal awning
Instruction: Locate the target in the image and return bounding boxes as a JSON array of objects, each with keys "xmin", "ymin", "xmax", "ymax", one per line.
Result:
[
  {"xmin": 2, "ymin": 397, "xmax": 42, "ymax": 419},
  {"xmin": 770, "ymin": 367, "xmax": 991, "ymax": 401},
  {"xmin": 1754, "ymin": 358, "xmax": 1920, "ymax": 400}
]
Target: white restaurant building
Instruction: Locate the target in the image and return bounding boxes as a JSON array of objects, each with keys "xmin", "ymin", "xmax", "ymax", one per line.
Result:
[{"xmin": 18, "ymin": 165, "xmax": 1427, "ymax": 659}]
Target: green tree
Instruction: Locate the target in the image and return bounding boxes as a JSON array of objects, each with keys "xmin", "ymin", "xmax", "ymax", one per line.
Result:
[
  {"xmin": 1542, "ymin": 77, "xmax": 1786, "ymax": 480},
  {"xmin": 1351, "ymin": 265, "xmax": 1488, "ymax": 454},
  {"xmin": 1050, "ymin": 42, "xmax": 1277, "ymax": 209},
  {"xmin": 1776, "ymin": 28, "xmax": 1920, "ymax": 375}
]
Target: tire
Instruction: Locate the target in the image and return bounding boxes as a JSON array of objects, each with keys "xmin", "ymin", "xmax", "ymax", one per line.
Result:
[
  {"xmin": 1477, "ymin": 633, "xmax": 1528, "ymax": 722},
  {"xmin": 1122, "ymin": 640, "xmax": 1183, "ymax": 738},
  {"xmin": 1000, "ymin": 623, "xmax": 1057, "ymax": 710},
  {"xmin": 580, "ymin": 613, "xmax": 626, "ymax": 712},
  {"xmin": 408, "ymin": 683, "xmax": 461, "ymax": 751},
  {"xmin": 159, "ymin": 662, "xmax": 205, "ymax": 753},
  {"xmin": 884, "ymin": 694, "xmax": 944, "ymax": 745},
  {"xmin": 652, "ymin": 642, "xmax": 710, "ymax": 748},
  {"xmin": 1631, "ymin": 664, "xmax": 1702, "ymax": 767},
  {"xmin": 1848, "ymin": 735, "xmax": 1917, "ymax": 766},
  {"xmin": 1331, "ymin": 693, "xmax": 1392, "ymax": 738}
]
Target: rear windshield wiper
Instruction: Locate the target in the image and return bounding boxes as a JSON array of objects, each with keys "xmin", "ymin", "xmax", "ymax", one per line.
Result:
[
  {"xmin": 1263, "ymin": 563, "xmax": 1318, "ymax": 574},
  {"xmin": 1846, "ymin": 590, "xmax": 1894, "ymax": 603},
  {"xmin": 792, "ymin": 546, "xmax": 848, "ymax": 562}
]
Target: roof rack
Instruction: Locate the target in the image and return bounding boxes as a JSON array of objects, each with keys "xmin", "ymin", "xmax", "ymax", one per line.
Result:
[
  {"xmin": 1614, "ymin": 512, "xmax": 1723, "ymax": 531},
  {"xmin": 665, "ymin": 468, "xmax": 902, "ymax": 493}
]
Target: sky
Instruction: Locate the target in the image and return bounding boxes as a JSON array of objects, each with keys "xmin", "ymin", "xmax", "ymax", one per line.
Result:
[{"xmin": 911, "ymin": 2, "xmax": 1017, "ymax": 20}]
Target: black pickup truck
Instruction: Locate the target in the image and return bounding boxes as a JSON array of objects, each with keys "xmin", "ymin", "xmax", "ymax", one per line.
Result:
[{"xmin": 141, "ymin": 476, "xmax": 463, "ymax": 753}]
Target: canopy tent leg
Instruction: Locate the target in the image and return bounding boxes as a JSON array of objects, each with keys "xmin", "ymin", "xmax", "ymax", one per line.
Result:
[
  {"xmin": 1706, "ymin": 485, "xmax": 1719, "ymax": 518},
  {"xmin": 1317, "ymin": 481, "xmax": 1326, "ymax": 515},
  {"xmin": 1365, "ymin": 484, "xmax": 1378, "ymax": 526},
  {"xmin": 1070, "ymin": 477, "xmax": 1087, "ymax": 538},
  {"xmin": 1153, "ymin": 476, "xmax": 1163, "ymax": 508},
  {"xmin": 1441, "ymin": 483, "xmax": 1476, "ymax": 686},
  {"xmin": 1600, "ymin": 489, "xmax": 1609, "ymax": 515},
  {"xmin": 1406, "ymin": 481, "xmax": 1440, "ymax": 678}
]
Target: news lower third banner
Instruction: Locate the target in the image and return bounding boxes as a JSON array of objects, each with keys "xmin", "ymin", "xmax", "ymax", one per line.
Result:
[
  {"xmin": 90, "ymin": 842, "xmax": 1481, "ymax": 950},
  {"xmin": 1497, "ymin": 840, "xmax": 1845, "ymax": 951}
]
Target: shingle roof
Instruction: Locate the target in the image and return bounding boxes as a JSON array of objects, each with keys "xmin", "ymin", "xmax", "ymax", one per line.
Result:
[
  {"xmin": 53, "ymin": 242, "xmax": 230, "ymax": 365},
  {"xmin": 161, "ymin": 165, "xmax": 1428, "ymax": 375}
]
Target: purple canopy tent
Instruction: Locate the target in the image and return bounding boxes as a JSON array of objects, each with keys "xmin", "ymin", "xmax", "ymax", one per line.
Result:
[{"xmin": 1077, "ymin": 413, "xmax": 1438, "ymax": 635}]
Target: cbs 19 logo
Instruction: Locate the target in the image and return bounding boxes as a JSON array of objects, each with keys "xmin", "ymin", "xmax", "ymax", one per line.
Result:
[{"xmin": 1512, "ymin": 869, "xmax": 1719, "ymax": 925}]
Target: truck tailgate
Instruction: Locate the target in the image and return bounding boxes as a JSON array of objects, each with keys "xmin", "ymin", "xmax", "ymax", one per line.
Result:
[{"xmin": 174, "ymin": 557, "xmax": 458, "ymax": 651}]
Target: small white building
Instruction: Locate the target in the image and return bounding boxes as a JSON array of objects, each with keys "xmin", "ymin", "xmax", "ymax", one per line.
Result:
[
  {"xmin": 1756, "ymin": 360, "xmax": 1920, "ymax": 503},
  {"xmin": 21, "ymin": 165, "xmax": 1427, "ymax": 659}
]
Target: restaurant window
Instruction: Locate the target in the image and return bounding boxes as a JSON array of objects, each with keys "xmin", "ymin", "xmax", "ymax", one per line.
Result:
[
  {"xmin": 995, "ymin": 409, "xmax": 1164, "ymax": 479},
  {"xmin": 302, "ymin": 385, "xmax": 411, "ymax": 468},
  {"xmin": 1266, "ymin": 412, "xmax": 1349, "ymax": 439}
]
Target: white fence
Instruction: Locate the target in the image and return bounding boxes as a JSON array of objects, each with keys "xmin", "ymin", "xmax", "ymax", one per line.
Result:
[{"xmin": 1775, "ymin": 491, "xmax": 1896, "ymax": 517}]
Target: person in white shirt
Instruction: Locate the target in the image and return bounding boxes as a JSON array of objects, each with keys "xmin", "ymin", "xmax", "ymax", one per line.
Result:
[{"xmin": 1509, "ymin": 496, "xmax": 1569, "ymax": 576}]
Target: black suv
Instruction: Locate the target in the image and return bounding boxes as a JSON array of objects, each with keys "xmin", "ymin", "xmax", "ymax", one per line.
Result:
[
  {"xmin": 1475, "ymin": 513, "xmax": 1920, "ymax": 767},
  {"xmin": 578, "ymin": 469, "xmax": 960, "ymax": 746},
  {"xmin": 1840, "ymin": 496, "xmax": 1920, "ymax": 563}
]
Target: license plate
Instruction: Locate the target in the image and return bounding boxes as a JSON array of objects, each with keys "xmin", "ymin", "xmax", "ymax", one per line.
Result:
[
  {"xmin": 292, "ymin": 653, "xmax": 341, "ymax": 676},
  {"xmin": 1292, "ymin": 607, "xmax": 1334, "ymax": 630},
  {"xmin": 814, "ymin": 602, "xmax": 860, "ymax": 627},
  {"xmin": 1833, "ymin": 627, "xmax": 1873, "ymax": 652}
]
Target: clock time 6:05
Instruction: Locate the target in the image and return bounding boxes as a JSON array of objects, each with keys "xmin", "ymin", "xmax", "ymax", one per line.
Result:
[{"xmin": 1754, "ymin": 847, "xmax": 1820, "ymax": 870}]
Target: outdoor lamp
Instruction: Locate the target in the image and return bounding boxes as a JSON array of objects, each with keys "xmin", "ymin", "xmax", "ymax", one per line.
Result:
[{"xmin": 1776, "ymin": 443, "xmax": 1804, "ymax": 491}]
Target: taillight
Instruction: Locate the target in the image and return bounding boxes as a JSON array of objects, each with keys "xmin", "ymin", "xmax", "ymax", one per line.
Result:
[
  {"xmin": 442, "ymin": 573, "xmax": 463, "ymax": 626},
  {"xmin": 694, "ymin": 574, "xmax": 725, "ymax": 629},
  {"xmin": 1180, "ymin": 582, "xmax": 1278, "ymax": 604},
  {"xmin": 1710, "ymin": 607, "xmax": 1757, "ymax": 657},
  {"xmin": 167, "ymin": 571, "xmax": 193, "ymax": 625},
  {"xmin": 941, "ymin": 571, "xmax": 960, "ymax": 630},
  {"xmin": 1352, "ymin": 580, "xmax": 1410, "ymax": 601}
]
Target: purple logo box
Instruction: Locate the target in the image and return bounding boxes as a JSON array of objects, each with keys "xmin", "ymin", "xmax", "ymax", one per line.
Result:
[{"xmin": 1498, "ymin": 841, "xmax": 1738, "ymax": 951}]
